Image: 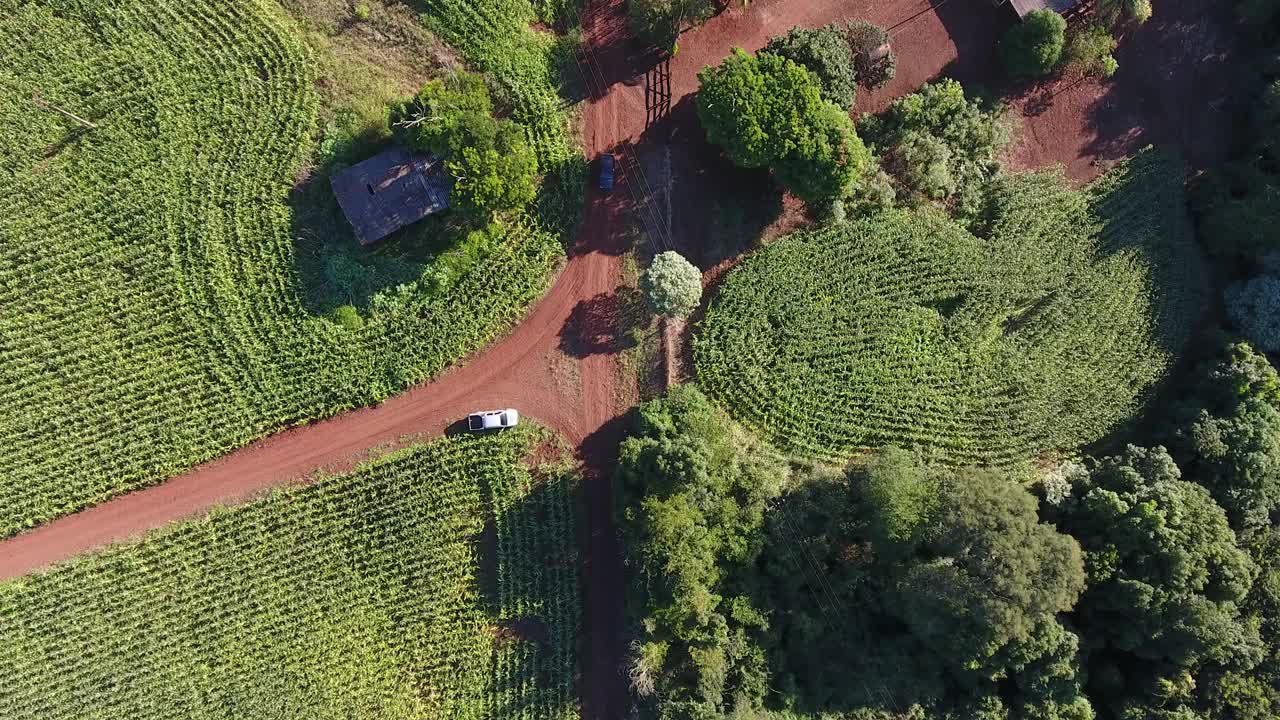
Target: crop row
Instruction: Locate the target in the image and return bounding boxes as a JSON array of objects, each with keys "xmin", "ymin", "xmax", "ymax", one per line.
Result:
[
  {"xmin": 0, "ymin": 430, "xmax": 579, "ymax": 720},
  {"xmin": 694, "ymin": 155, "xmax": 1203, "ymax": 465},
  {"xmin": 0, "ymin": 0, "xmax": 566, "ymax": 535}
]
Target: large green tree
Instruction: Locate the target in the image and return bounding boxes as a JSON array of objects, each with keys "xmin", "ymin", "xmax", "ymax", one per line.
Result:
[
  {"xmin": 764, "ymin": 25, "xmax": 858, "ymax": 109},
  {"xmin": 618, "ymin": 386, "xmax": 787, "ymax": 719},
  {"xmin": 696, "ymin": 48, "xmax": 871, "ymax": 208},
  {"xmin": 1055, "ymin": 446, "xmax": 1261, "ymax": 714}
]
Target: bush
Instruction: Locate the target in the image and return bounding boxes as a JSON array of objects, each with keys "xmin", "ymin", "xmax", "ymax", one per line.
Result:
[
  {"xmin": 1227, "ymin": 275, "xmax": 1280, "ymax": 351},
  {"xmin": 641, "ymin": 251, "xmax": 702, "ymax": 317},
  {"xmin": 1066, "ymin": 24, "xmax": 1119, "ymax": 77},
  {"xmin": 764, "ymin": 25, "xmax": 857, "ymax": 109},
  {"xmin": 697, "ymin": 48, "xmax": 871, "ymax": 207},
  {"xmin": 331, "ymin": 304, "xmax": 364, "ymax": 330},
  {"xmin": 353, "ymin": 2, "xmax": 371, "ymax": 21},
  {"xmin": 627, "ymin": 0, "xmax": 718, "ymax": 52},
  {"xmin": 844, "ymin": 21, "xmax": 896, "ymax": 89},
  {"xmin": 859, "ymin": 79, "xmax": 1007, "ymax": 222},
  {"xmin": 889, "ymin": 130, "xmax": 955, "ymax": 200},
  {"xmin": 1000, "ymin": 10, "xmax": 1067, "ymax": 77}
]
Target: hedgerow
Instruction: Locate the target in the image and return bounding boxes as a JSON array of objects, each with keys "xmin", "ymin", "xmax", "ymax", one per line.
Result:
[
  {"xmin": 694, "ymin": 149, "xmax": 1205, "ymax": 465},
  {"xmin": 0, "ymin": 430, "xmax": 579, "ymax": 720},
  {"xmin": 0, "ymin": 0, "xmax": 565, "ymax": 535}
]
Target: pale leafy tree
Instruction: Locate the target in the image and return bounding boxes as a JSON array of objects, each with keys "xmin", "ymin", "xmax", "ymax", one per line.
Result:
[{"xmin": 641, "ymin": 251, "xmax": 702, "ymax": 318}]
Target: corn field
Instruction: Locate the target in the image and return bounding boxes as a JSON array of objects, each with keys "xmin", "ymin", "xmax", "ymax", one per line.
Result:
[
  {"xmin": 694, "ymin": 152, "xmax": 1205, "ymax": 465},
  {"xmin": 0, "ymin": 430, "xmax": 579, "ymax": 720},
  {"xmin": 0, "ymin": 0, "xmax": 565, "ymax": 535}
]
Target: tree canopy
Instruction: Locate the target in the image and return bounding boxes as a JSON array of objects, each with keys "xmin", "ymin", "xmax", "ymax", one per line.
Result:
[
  {"xmin": 1000, "ymin": 10, "xmax": 1067, "ymax": 77},
  {"xmin": 697, "ymin": 48, "xmax": 871, "ymax": 209},
  {"xmin": 641, "ymin": 251, "xmax": 703, "ymax": 318},
  {"xmin": 764, "ymin": 25, "xmax": 858, "ymax": 109}
]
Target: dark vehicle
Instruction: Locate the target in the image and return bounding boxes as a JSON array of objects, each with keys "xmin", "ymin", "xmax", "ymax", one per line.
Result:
[{"xmin": 598, "ymin": 153, "xmax": 615, "ymax": 192}]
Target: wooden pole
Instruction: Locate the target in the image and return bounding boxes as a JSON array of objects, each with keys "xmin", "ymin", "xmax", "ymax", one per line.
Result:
[{"xmin": 31, "ymin": 93, "xmax": 97, "ymax": 130}]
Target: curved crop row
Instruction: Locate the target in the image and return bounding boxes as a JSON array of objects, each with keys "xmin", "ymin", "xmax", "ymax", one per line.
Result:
[{"xmin": 694, "ymin": 151, "xmax": 1204, "ymax": 465}]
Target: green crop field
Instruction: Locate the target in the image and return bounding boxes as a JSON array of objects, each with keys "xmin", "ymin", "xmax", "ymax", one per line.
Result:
[
  {"xmin": 0, "ymin": 0, "xmax": 572, "ymax": 535},
  {"xmin": 694, "ymin": 150, "xmax": 1206, "ymax": 465},
  {"xmin": 0, "ymin": 430, "xmax": 579, "ymax": 720}
]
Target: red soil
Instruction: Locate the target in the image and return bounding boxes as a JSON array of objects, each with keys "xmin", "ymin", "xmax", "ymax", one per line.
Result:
[{"xmin": 0, "ymin": 0, "xmax": 1232, "ymax": 718}]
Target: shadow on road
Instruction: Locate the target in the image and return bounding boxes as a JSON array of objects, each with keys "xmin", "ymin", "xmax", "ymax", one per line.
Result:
[{"xmin": 559, "ymin": 286, "xmax": 651, "ymax": 358}]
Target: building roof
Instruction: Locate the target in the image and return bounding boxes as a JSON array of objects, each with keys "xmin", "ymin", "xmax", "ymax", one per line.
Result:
[
  {"xmin": 330, "ymin": 148, "xmax": 451, "ymax": 245},
  {"xmin": 1008, "ymin": 0, "xmax": 1076, "ymax": 18}
]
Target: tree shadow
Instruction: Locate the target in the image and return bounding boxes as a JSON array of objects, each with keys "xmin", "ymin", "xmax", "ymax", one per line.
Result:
[
  {"xmin": 559, "ymin": 286, "xmax": 650, "ymax": 358},
  {"xmin": 471, "ymin": 449, "xmax": 582, "ymax": 719}
]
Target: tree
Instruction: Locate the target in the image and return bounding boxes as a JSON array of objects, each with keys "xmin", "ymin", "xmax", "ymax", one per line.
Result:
[
  {"xmin": 1226, "ymin": 276, "xmax": 1280, "ymax": 352},
  {"xmin": 1056, "ymin": 446, "xmax": 1260, "ymax": 707},
  {"xmin": 844, "ymin": 21, "xmax": 896, "ymax": 89},
  {"xmin": 391, "ymin": 71, "xmax": 539, "ymax": 220},
  {"xmin": 697, "ymin": 49, "xmax": 870, "ymax": 207},
  {"xmin": 764, "ymin": 25, "xmax": 858, "ymax": 109},
  {"xmin": 889, "ymin": 130, "xmax": 955, "ymax": 200},
  {"xmin": 859, "ymin": 79, "xmax": 1007, "ymax": 222},
  {"xmin": 641, "ymin": 251, "xmax": 702, "ymax": 318},
  {"xmin": 1065, "ymin": 24, "xmax": 1119, "ymax": 78},
  {"xmin": 1170, "ymin": 343, "xmax": 1280, "ymax": 534},
  {"xmin": 853, "ymin": 447, "xmax": 940, "ymax": 552},
  {"xmin": 1001, "ymin": 10, "xmax": 1067, "ymax": 77},
  {"xmin": 890, "ymin": 467, "xmax": 1087, "ymax": 681},
  {"xmin": 617, "ymin": 386, "xmax": 787, "ymax": 719}
]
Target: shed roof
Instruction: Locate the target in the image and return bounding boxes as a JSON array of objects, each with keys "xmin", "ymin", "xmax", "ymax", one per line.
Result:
[
  {"xmin": 330, "ymin": 148, "xmax": 451, "ymax": 245},
  {"xmin": 1008, "ymin": 0, "xmax": 1076, "ymax": 18}
]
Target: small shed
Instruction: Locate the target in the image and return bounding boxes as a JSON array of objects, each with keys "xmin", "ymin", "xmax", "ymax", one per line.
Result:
[
  {"xmin": 330, "ymin": 148, "xmax": 451, "ymax": 245},
  {"xmin": 1006, "ymin": 0, "xmax": 1077, "ymax": 18}
]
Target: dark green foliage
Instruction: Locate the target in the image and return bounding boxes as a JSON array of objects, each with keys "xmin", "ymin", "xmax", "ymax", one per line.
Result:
[
  {"xmin": 1001, "ymin": 10, "xmax": 1067, "ymax": 77},
  {"xmin": 1055, "ymin": 446, "xmax": 1261, "ymax": 715},
  {"xmin": 617, "ymin": 386, "xmax": 787, "ymax": 719},
  {"xmin": 844, "ymin": 21, "xmax": 896, "ymax": 89},
  {"xmin": 696, "ymin": 48, "xmax": 871, "ymax": 207},
  {"xmin": 1169, "ymin": 343, "xmax": 1280, "ymax": 534},
  {"xmin": 764, "ymin": 25, "xmax": 858, "ymax": 109},
  {"xmin": 859, "ymin": 79, "xmax": 1007, "ymax": 222},
  {"xmin": 627, "ymin": 0, "xmax": 718, "ymax": 52},
  {"xmin": 392, "ymin": 72, "xmax": 539, "ymax": 219}
]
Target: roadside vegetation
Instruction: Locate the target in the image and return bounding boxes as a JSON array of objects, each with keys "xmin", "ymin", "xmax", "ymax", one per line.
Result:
[
  {"xmin": 0, "ymin": 0, "xmax": 582, "ymax": 535},
  {"xmin": 0, "ymin": 429, "xmax": 579, "ymax": 720}
]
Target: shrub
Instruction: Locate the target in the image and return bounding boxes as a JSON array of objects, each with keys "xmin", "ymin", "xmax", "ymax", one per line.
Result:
[
  {"xmin": 1098, "ymin": 0, "xmax": 1153, "ymax": 26},
  {"xmin": 1227, "ymin": 275, "xmax": 1280, "ymax": 352},
  {"xmin": 1000, "ymin": 10, "xmax": 1067, "ymax": 77},
  {"xmin": 889, "ymin": 130, "xmax": 955, "ymax": 200},
  {"xmin": 627, "ymin": 0, "xmax": 718, "ymax": 52},
  {"xmin": 392, "ymin": 71, "xmax": 539, "ymax": 220},
  {"xmin": 353, "ymin": 2, "xmax": 371, "ymax": 21},
  {"xmin": 641, "ymin": 251, "xmax": 702, "ymax": 317},
  {"xmin": 1066, "ymin": 24, "xmax": 1119, "ymax": 77},
  {"xmin": 844, "ymin": 21, "xmax": 896, "ymax": 89},
  {"xmin": 764, "ymin": 25, "xmax": 857, "ymax": 109},
  {"xmin": 697, "ymin": 48, "xmax": 871, "ymax": 207},
  {"xmin": 332, "ymin": 304, "xmax": 364, "ymax": 330}
]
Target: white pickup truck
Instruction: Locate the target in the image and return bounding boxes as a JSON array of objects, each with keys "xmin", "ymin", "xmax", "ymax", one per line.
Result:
[{"xmin": 466, "ymin": 408, "xmax": 520, "ymax": 432}]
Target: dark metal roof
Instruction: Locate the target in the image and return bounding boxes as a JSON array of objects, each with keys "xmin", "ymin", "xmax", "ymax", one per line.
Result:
[
  {"xmin": 330, "ymin": 147, "xmax": 451, "ymax": 245},
  {"xmin": 1008, "ymin": 0, "xmax": 1076, "ymax": 18}
]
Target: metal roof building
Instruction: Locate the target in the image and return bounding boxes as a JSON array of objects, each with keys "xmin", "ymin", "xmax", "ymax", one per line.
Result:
[{"xmin": 330, "ymin": 148, "xmax": 451, "ymax": 245}]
